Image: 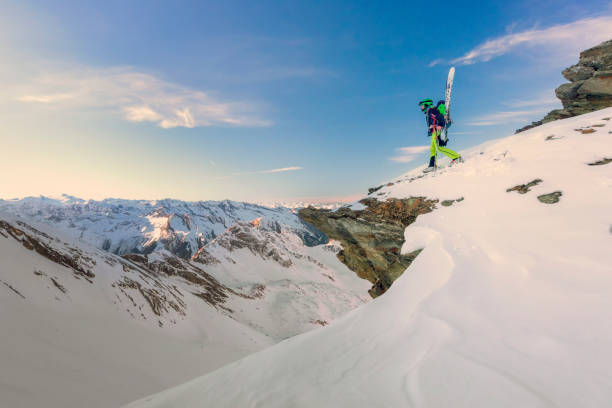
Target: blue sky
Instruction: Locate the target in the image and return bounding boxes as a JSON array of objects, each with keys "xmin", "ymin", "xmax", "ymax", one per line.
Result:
[{"xmin": 2, "ymin": 0, "xmax": 612, "ymax": 202}]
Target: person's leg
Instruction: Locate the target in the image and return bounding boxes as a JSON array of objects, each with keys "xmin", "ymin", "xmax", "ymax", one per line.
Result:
[
  {"xmin": 428, "ymin": 130, "xmax": 437, "ymax": 167},
  {"xmin": 435, "ymin": 130, "xmax": 460, "ymax": 160}
]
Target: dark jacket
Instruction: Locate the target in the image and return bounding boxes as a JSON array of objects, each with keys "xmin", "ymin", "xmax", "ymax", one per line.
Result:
[{"xmin": 425, "ymin": 106, "xmax": 446, "ymax": 129}]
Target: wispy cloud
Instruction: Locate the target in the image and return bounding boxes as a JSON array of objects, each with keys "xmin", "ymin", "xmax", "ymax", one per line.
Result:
[
  {"xmin": 14, "ymin": 66, "xmax": 271, "ymax": 128},
  {"xmin": 431, "ymin": 16, "xmax": 612, "ymax": 66},
  {"xmin": 389, "ymin": 146, "xmax": 430, "ymax": 163},
  {"xmin": 257, "ymin": 166, "xmax": 303, "ymax": 174},
  {"xmin": 216, "ymin": 166, "xmax": 304, "ymax": 179},
  {"xmin": 503, "ymin": 90, "xmax": 560, "ymax": 108},
  {"xmin": 466, "ymin": 108, "xmax": 548, "ymax": 126}
]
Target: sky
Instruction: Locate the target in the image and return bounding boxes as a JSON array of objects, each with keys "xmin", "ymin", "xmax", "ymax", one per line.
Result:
[{"xmin": 1, "ymin": 0, "xmax": 612, "ymax": 203}]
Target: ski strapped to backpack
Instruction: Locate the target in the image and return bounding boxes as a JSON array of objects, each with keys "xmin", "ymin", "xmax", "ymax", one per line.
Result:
[{"xmin": 441, "ymin": 66, "xmax": 455, "ymax": 143}]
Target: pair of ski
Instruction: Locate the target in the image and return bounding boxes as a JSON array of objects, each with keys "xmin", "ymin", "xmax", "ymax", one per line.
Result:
[{"xmin": 424, "ymin": 66, "xmax": 455, "ymax": 175}]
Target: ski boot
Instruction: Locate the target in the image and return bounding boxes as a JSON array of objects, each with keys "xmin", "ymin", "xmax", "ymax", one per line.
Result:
[{"xmin": 450, "ymin": 156, "xmax": 463, "ymax": 166}]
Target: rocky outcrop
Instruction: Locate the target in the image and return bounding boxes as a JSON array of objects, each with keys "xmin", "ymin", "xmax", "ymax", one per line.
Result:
[
  {"xmin": 517, "ymin": 39, "xmax": 612, "ymax": 133},
  {"xmin": 299, "ymin": 197, "xmax": 438, "ymax": 297}
]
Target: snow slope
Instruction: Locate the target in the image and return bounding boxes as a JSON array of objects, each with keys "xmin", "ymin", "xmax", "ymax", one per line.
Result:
[
  {"xmin": 0, "ymin": 208, "xmax": 369, "ymax": 407},
  {"xmin": 126, "ymin": 108, "xmax": 612, "ymax": 407}
]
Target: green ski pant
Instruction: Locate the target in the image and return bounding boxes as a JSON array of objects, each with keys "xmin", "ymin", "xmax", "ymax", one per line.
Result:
[{"xmin": 430, "ymin": 127, "xmax": 460, "ymax": 165}]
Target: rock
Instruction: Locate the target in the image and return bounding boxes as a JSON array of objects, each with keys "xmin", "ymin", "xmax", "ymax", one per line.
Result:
[
  {"xmin": 562, "ymin": 64, "xmax": 595, "ymax": 82},
  {"xmin": 588, "ymin": 158, "xmax": 612, "ymax": 166},
  {"xmin": 578, "ymin": 76, "xmax": 612, "ymax": 99},
  {"xmin": 555, "ymin": 82, "xmax": 583, "ymax": 103},
  {"xmin": 299, "ymin": 197, "xmax": 438, "ymax": 297},
  {"xmin": 516, "ymin": 39, "xmax": 612, "ymax": 133},
  {"xmin": 441, "ymin": 197, "xmax": 464, "ymax": 207},
  {"xmin": 368, "ymin": 185, "xmax": 383, "ymax": 195},
  {"xmin": 537, "ymin": 191, "xmax": 562, "ymax": 204},
  {"xmin": 506, "ymin": 179, "xmax": 542, "ymax": 194}
]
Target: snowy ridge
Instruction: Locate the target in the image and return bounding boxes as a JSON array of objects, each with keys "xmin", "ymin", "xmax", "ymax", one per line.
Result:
[
  {"xmin": 0, "ymin": 198, "xmax": 326, "ymax": 259},
  {"xmin": 127, "ymin": 108, "xmax": 612, "ymax": 407}
]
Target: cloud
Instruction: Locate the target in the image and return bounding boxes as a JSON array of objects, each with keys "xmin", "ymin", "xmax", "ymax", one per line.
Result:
[
  {"xmin": 17, "ymin": 93, "xmax": 74, "ymax": 103},
  {"xmin": 503, "ymin": 90, "xmax": 560, "ymax": 108},
  {"xmin": 466, "ymin": 108, "xmax": 548, "ymax": 126},
  {"xmin": 389, "ymin": 146, "xmax": 430, "ymax": 163},
  {"xmin": 428, "ymin": 59, "xmax": 444, "ymax": 68},
  {"xmin": 14, "ymin": 66, "xmax": 271, "ymax": 128},
  {"xmin": 258, "ymin": 166, "xmax": 303, "ymax": 174},
  {"xmin": 431, "ymin": 16, "xmax": 612, "ymax": 66},
  {"xmin": 216, "ymin": 166, "xmax": 304, "ymax": 179}
]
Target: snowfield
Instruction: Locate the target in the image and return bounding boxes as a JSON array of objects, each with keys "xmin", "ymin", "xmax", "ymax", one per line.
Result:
[
  {"xmin": 0, "ymin": 202, "xmax": 369, "ymax": 407},
  {"xmin": 126, "ymin": 108, "xmax": 612, "ymax": 407}
]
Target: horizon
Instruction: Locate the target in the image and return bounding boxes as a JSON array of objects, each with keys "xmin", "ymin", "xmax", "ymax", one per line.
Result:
[
  {"xmin": 2, "ymin": 1, "xmax": 612, "ymax": 202},
  {"xmin": 0, "ymin": 192, "xmax": 362, "ymax": 207}
]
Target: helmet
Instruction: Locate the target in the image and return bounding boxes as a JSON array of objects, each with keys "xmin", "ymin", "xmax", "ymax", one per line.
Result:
[{"xmin": 418, "ymin": 98, "xmax": 433, "ymax": 111}]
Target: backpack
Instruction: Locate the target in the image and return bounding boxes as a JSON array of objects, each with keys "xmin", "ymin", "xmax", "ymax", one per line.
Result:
[
  {"xmin": 435, "ymin": 100, "xmax": 447, "ymax": 116},
  {"xmin": 435, "ymin": 100, "xmax": 451, "ymax": 146}
]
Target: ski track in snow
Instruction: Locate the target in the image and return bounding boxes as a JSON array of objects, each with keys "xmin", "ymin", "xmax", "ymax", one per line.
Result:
[{"xmin": 125, "ymin": 108, "xmax": 612, "ymax": 408}]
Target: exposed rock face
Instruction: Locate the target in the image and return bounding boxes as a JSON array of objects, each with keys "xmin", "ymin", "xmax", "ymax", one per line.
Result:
[
  {"xmin": 299, "ymin": 197, "xmax": 438, "ymax": 297},
  {"xmin": 517, "ymin": 39, "xmax": 612, "ymax": 133}
]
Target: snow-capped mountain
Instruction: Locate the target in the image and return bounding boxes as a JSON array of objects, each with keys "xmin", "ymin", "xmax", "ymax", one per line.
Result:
[
  {"xmin": 0, "ymin": 197, "xmax": 327, "ymax": 259},
  {"xmin": 0, "ymin": 198, "xmax": 370, "ymax": 407},
  {"xmin": 127, "ymin": 108, "xmax": 612, "ymax": 408}
]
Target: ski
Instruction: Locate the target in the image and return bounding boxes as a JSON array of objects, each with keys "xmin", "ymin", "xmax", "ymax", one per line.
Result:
[{"xmin": 442, "ymin": 66, "xmax": 455, "ymax": 143}]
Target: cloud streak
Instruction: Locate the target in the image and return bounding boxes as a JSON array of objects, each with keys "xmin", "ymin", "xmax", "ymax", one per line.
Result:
[
  {"xmin": 389, "ymin": 146, "xmax": 430, "ymax": 163},
  {"xmin": 431, "ymin": 16, "xmax": 612, "ymax": 66},
  {"xmin": 15, "ymin": 66, "xmax": 271, "ymax": 128},
  {"xmin": 466, "ymin": 108, "xmax": 548, "ymax": 126},
  {"xmin": 258, "ymin": 166, "xmax": 303, "ymax": 174},
  {"xmin": 216, "ymin": 166, "xmax": 304, "ymax": 178},
  {"xmin": 503, "ymin": 91, "xmax": 560, "ymax": 108}
]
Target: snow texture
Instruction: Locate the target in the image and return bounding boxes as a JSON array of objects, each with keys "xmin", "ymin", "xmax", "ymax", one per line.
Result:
[{"xmin": 126, "ymin": 108, "xmax": 612, "ymax": 408}]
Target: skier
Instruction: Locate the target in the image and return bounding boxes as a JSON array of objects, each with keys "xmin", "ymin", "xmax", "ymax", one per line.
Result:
[{"xmin": 418, "ymin": 98, "xmax": 462, "ymax": 173}]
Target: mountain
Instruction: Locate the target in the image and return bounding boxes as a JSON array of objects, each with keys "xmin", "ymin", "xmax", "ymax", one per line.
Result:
[
  {"xmin": 0, "ymin": 199, "xmax": 370, "ymax": 407},
  {"xmin": 126, "ymin": 108, "xmax": 612, "ymax": 408},
  {"xmin": 0, "ymin": 197, "xmax": 327, "ymax": 258}
]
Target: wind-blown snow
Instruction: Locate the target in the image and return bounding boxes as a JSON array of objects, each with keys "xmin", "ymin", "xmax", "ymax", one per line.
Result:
[{"xmin": 126, "ymin": 108, "xmax": 612, "ymax": 407}]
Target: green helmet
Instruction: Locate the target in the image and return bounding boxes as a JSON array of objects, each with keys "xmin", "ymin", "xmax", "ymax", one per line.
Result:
[{"xmin": 418, "ymin": 98, "xmax": 433, "ymax": 110}]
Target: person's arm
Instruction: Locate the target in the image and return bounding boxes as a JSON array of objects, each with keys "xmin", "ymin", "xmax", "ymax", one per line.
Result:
[{"xmin": 426, "ymin": 109, "xmax": 434, "ymax": 134}]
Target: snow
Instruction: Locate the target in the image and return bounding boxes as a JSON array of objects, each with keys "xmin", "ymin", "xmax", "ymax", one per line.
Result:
[
  {"xmin": 0, "ymin": 198, "xmax": 324, "ymax": 259},
  {"xmin": 0, "ymin": 217, "xmax": 272, "ymax": 408},
  {"xmin": 0, "ymin": 208, "xmax": 369, "ymax": 406},
  {"xmin": 126, "ymin": 108, "xmax": 612, "ymax": 408}
]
